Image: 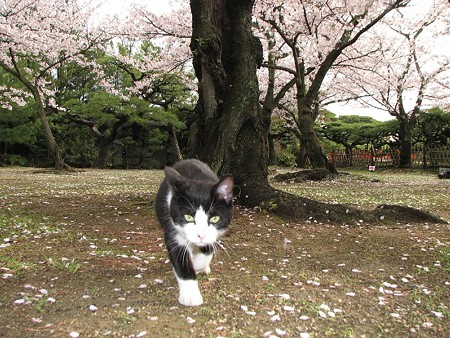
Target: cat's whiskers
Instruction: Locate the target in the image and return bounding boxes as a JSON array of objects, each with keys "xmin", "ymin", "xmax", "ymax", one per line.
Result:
[
  {"xmin": 167, "ymin": 239, "xmax": 192, "ymax": 267},
  {"xmin": 213, "ymin": 239, "xmax": 229, "ymax": 256},
  {"xmin": 209, "ymin": 196, "xmax": 219, "ymax": 214}
]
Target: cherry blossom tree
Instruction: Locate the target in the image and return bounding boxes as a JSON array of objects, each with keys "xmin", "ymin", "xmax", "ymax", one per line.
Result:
[
  {"xmin": 189, "ymin": 0, "xmax": 362, "ymax": 220},
  {"xmin": 0, "ymin": 0, "xmax": 114, "ymax": 169},
  {"xmin": 253, "ymin": 0, "xmax": 411, "ymax": 172},
  {"xmin": 335, "ymin": 0, "xmax": 450, "ymax": 167},
  {"xmin": 113, "ymin": 2, "xmax": 194, "ymax": 101},
  {"xmin": 96, "ymin": 3, "xmax": 195, "ymax": 162}
]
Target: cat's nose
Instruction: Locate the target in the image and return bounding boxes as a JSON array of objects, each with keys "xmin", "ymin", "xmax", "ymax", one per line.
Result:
[{"xmin": 198, "ymin": 234, "xmax": 205, "ymax": 241}]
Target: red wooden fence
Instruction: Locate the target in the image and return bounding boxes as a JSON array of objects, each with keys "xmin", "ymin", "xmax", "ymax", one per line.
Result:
[{"xmin": 329, "ymin": 145, "xmax": 450, "ymax": 168}]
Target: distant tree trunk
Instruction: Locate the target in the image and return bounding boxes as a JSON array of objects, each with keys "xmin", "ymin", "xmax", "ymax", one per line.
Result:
[
  {"xmin": 398, "ymin": 116, "xmax": 413, "ymax": 168},
  {"xmin": 33, "ymin": 88, "xmax": 66, "ymax": 170},
  {"xmin": 95, "ymin": 116, "xmax": 127, "ymax": 168},
  {"xmin": 294, "ymin": 110, "xmax": 337, "ymax": 173},
  {"xmin": 0, "ymin": 142, "xmax": 7, "ymax": 166},
  {"xmin": 96, "ymin": 140, "xmax": 113, "ymax": 168},
  {"xmin": 422, "ymin": 145, "xmax": 427, "ymax": 169},
  {"xmin": 268, "ymin": 134, "xmax": 276, "ymax": 165},
  {"xmin": 297, "ymin": 110, "xmax": 329, "ymax": 169},
  {"xmin": 345, "ymin": 147, "xmax": 353, "ymax": 167},
  {"xmin": 67, "ymin": 112, "xmax": 127, "ymax": 168},
  {"xmin": 0, "ymin": 52, "xmax": 67, "ymax": 170},
  {"xmin": 169, "ymin": 124, "xmax": 183, "ymax": 161}
]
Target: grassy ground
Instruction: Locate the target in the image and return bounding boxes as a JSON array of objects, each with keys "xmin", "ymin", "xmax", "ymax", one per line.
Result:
[{"xmin": 0, "ymin": 167, "xmax": 449, "ymax": 337}]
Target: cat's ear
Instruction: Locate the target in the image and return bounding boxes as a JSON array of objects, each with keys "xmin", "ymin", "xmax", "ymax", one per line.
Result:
[
  {"xmin": 164, "ymin": 166, "xmax": 186, "ymax": 191},
  {"xmin": 214, "ymin": 175, "xmax": 234, "ymax": 203}
]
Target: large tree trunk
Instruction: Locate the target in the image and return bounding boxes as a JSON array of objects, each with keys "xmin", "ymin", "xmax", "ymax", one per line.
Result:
[{"xmin": 189, "ymin": 0, "xmax": 268, "ymax": 183}]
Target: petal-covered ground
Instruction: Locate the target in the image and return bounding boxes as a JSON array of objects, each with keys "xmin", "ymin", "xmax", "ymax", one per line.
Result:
[{"xmin": 0, "ymin": 167, "xmax": 449, "ymax": 337}]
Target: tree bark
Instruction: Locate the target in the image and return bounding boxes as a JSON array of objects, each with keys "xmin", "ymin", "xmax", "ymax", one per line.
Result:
[
  {"xmin": 297, "ymin": 108, "xmax": 328, "ymax": 169},
  {"xmin": 295, "ymin": 101, "xmax": 338, "ymax": 173},
  {"xmin": 189, "ymin": 0, "xmax": 268, "ymax": 183},
  {"xmin": 96, "ymin": 140, "xmax": 113, "ymax": 168}
]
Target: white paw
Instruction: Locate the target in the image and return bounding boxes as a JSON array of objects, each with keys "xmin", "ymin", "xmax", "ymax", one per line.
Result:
[
  {"xmin": 179, "ymin": 290, "xmax": 203, "ymax": 306},
  {"xmin": 176, "ymin": 277, "xmax": 203, "ymax": 306}
]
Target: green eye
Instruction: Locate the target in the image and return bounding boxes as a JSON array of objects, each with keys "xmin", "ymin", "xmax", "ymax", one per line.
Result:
[
  {"xmin": 184, "ymin": 214, "xmax": 195, "ymax": 222},
  {"xmin": 209, "ymin": 216, "xmax": 221, "ymax": 223}
]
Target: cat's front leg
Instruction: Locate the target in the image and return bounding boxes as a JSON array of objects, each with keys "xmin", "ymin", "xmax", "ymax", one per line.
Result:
[
  {"xmin": 167, "ymin": 240, "xmax": 204, "ymax": 306},
  {"xmin": 176, "ymin": 276, "xmax": 203, "ymax": 306}
]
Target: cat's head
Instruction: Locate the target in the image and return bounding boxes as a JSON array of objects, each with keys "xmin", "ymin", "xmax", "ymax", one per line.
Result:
[{"xmin": 165, "ymin": 167, "xmax": 234, "ymax": 247}]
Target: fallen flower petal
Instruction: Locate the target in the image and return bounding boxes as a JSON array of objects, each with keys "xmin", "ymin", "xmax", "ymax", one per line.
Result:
[
  {"xmin": 271, "ymin": 314, "xmax": 281, "ymax": 322},
  {"xmin": 275, "ymin": 328, "xmax": 286, "ymax": 336}
]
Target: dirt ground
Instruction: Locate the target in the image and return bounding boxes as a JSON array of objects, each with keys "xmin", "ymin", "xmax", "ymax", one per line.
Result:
[{"xmin": 0, "ymin": 167, "xmax": 449, "ymax": 338}]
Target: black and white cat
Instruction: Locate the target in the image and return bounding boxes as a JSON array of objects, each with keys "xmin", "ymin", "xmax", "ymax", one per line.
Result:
[{"xmin": 155, "ymin": 159, "xmax": 234, "ymax": 306}]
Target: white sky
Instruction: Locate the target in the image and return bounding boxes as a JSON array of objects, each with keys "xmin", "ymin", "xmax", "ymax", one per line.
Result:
[
  {"xmin": 95, "ymin": 0, "xmax": 172, "ymax": 18},
  {"xmin": 327, "ymin": 103, "xmax": 393, "ymax": 121}
]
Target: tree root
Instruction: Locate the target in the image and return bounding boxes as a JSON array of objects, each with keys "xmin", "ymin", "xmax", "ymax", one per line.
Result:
[
  {"xmin": 273, "ymin": 168, "xmax": 334, "ymax": 182},
  {"xmin": 237, "ymin": 181, "xmax": 447, "ymax": 225}
]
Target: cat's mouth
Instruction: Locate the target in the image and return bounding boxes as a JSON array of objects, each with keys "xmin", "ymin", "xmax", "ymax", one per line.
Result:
[{"xmin": 193, "ymin": 239, "xmax": 213, "ymax": 247}]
